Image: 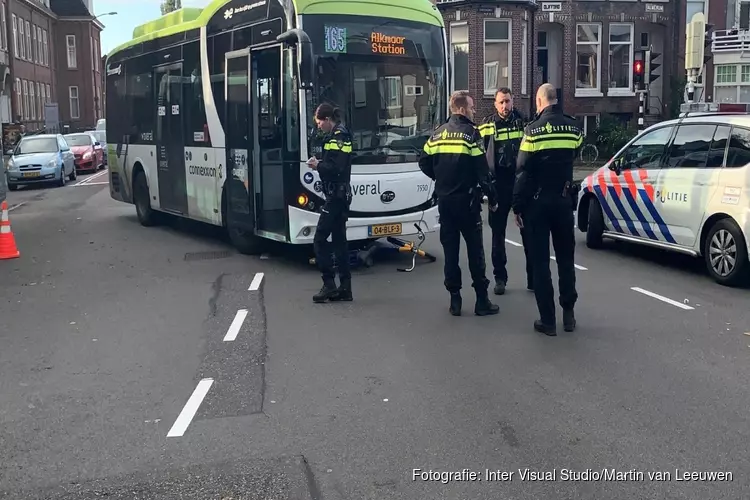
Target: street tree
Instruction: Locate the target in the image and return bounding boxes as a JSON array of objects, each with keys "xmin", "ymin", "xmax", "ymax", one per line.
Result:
[{"xmin": 160, "ymin": 0, "xmax": 182, "ymax": 15}]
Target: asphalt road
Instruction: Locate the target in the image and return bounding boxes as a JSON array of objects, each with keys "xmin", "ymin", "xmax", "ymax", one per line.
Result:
[{"xmin": 1, "ymin": 172, "xmax": 749, "ymax": 499}]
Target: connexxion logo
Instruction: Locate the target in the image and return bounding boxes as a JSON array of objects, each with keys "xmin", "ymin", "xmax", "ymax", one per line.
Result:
[{"xmin": 224, "ymin": 0, "xmax": 266, "ymax": 19}]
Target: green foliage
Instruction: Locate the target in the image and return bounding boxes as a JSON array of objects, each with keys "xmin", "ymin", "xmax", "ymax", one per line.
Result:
[
  {"xmin": 590, "ymin": 113, "xmax": 637, "ymax": 158},
  {"xmin": 160, "ymin": 0, "xmax": 182, "ymax": 15}
]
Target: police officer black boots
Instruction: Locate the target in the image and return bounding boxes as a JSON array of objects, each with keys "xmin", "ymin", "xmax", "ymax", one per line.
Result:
[
  {"xmin": 475, "ymin": 289, "xmax": 500, "ymax": 316},
  {"xmin": 332, "ymin": 277, "xmax": 353, "ymax": 302},
  {"xmin": 449, "ymin": 291, "xmax": 462, "ymax": 316},
  {"xmin": 313, "ymin": 281, "xmax": 339, "ymax": 303},
  {"xmin": 563, "ymin": 309, "xmax": 576, "ymax": 331}
]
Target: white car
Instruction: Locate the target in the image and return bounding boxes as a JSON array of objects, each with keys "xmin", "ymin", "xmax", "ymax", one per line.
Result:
[{"xmin": 576, "ymin": 112, "xmax": 750, "ymax": 286}]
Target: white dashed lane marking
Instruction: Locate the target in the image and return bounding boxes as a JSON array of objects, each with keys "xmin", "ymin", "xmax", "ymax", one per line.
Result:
[
  {"xmin": 248, "ymin": 272, "xmax": 264, "ymax": 291},
  {"xmin": 166, "ymin": 378, "xmax": 214, "ymax": 438},
  {"xmin": 631, "ymin": 287, "xmax": 694, "ymax": 310},
  {"xmin": 506, "ymin": 239, "xmax": 587, "ymax": 270},
  {"xmin": 223, "ymin": 309, "xmax": 248, "ymax": 342}
]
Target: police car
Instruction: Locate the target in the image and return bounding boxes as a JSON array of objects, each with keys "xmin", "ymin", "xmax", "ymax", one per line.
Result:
[{"xmin": 577, "ymin": 104, "xmax": 750, "ymax": 286}]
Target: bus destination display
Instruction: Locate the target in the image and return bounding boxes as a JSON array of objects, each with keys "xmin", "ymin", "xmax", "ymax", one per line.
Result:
[{"xmin": 371, "ymin": 32, "xmax": 406, "ymax": 55}]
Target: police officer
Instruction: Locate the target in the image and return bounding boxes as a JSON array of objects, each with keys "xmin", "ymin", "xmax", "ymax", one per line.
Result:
[
  {"xmin": 512, "ymin": 84, "xmax": 583, "ymax": 336},
  {"xmin": 478, "ymin": 87, "xmax": 533, "ymax": 295},
  {"xmin": 307, "ymin": 103, "xmax": 354, "ymax": 304},
  {"xmin": 418, "ymin": 90, "xmax": 500, "ymax": 317}
]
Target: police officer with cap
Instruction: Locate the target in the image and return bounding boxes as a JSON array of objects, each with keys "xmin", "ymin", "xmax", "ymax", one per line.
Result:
[
  {"xmin": 512, "ymin": 84, "xmax": 583, "ymax": 335},
  {"xmin": 419, "ymin": 90, "xmax": 500, "ymax": 317},
  {"xmin": 307, "ymin": 102, "xmax": 354, "ymax": 304},
  {"xmin": 478, "ymin": 87, "xmax": 533, "ymax": 295}
]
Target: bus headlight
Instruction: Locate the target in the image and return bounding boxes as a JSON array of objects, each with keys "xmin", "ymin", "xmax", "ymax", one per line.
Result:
[{"xmin": 297, "ymin": 193, "xmax": 308, "ymax": 206}]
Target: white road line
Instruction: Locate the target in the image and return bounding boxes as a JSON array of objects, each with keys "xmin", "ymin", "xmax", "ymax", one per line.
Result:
[
  {"xmin": 248, "ymin": 272, "xmax": 264, "ymax": 291},
  {"xmin": 8, "ymin": 202, "xmax": 26, "ymax": 212},
  {"xmin": 630, "ymin": 287, "xmax": 694, "ymax": 310},
  {"xmin": 74, "ymin": 181, "xmax": 108, "ymax": 186},
  {"xmin": 550, "ymin": 255, "xmax": 588, "ymax": 271},
  {"xmin": 505, "ymin": 238, "xmax": 523, "ymax": 247},
  {"xmin": 166, "ymin": 378, "xmax": 213, "ymax": 438},
  {"xmin": 223, "ymin": 309, "xmax": 248, "ymax": 342},
  {"xmin": 75, "ymin": 169, "xmax": 108, "ymax": 186}
]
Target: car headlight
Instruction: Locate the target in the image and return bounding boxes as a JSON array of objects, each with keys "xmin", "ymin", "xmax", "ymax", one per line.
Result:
[
  {"xmin": 6, "ymin": 158, "xmax": 17, "ymax": 171},
  {"xmin": 47, "ymin": 159, "xmax": 57, "ymax": 168},
  {"xmin": 83, "ymin": 151, "xmax": 92, "ymax": 159}
]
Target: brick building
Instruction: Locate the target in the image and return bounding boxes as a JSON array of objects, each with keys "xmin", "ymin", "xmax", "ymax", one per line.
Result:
[
  {"xmin": 7, "ymin": 0, "xmax": 55, "ymax": 131},
  {"xmin": 436, "ymin": 0, "xmax": 681, "ymax": 135},
  {"xmin": 50, "ymin": 0, "xmax": 103, "ymax": 131}
]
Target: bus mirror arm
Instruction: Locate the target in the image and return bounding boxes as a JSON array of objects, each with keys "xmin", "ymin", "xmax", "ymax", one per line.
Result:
[{"xmin": 277, "ymin": 29, "xmax": 314, "ymax": 90}]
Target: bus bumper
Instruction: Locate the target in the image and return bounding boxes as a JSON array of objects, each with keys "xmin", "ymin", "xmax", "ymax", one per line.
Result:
[{"xmin": 288, "ymin": 205, "xmax": 441, "ymax": 244}]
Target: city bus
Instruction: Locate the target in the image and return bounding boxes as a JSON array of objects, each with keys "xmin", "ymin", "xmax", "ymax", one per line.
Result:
[{"xmin": 104, "ymin": 0, "xmax": 448, "ymax": 254}]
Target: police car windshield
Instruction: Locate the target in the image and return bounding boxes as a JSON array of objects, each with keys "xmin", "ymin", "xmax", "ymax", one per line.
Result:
[{"xmin": 307, "ymin": 15, "xmax": 447, "ymax": 164}]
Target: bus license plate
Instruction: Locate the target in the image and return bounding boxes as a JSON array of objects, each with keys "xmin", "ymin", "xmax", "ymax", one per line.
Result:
[
  {"xmin": 369, "ymin": 223, "xmax": 402, "ymax": 237},
  {"xmin": 22, "ymin": 171, "xmax": 40, "ymax": 178}
]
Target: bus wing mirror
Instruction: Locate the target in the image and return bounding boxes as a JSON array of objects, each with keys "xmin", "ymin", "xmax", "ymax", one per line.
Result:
[{"xmin": 277, "ymin": 29, "xmax": 314, "ymax": 90}]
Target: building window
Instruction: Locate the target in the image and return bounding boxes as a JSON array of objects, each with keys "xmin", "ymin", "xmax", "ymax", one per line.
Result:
[
  {"xmin": 576, "ymin": 23, "xmax": 602, "ymax": 96},
  {"xmin": 42, "ymin": 30, "xmax": 48, "ymax": 66},
  {"xmin": 22, "ymin": 80, "xmax": 27, "ymax": 120},
  {"xmin": 46, "ymin": 83, "xmax": 50, "ymax": 103},
  {"xmin": 483, "ymin": 19, "xmax": 511, "ymax": 95},
  {"xmin": 25, "ymin": 21, "xmax": 31, "ymax": 61},
  {"xmin": 36, "ymin": 82, "xmax": 42, "ymax": 119},
  {"xmin": 381, "ymin": 75, "xmax": 402, "ymax": 109},
  {"xmin": 577, "ymin": 114, "xmax": 600, "ymax": 136},
  {"xmin": 1, "ymin": 4, "xmax": 8, "ymax": 52},
  {"xmin": 29, "ymin": 83, "xmax": 35, "ymax": 120},
  {"xmin": 11, "ymin": 14, "xmax": 17, "ymax": 57},
  {"xmin": 521, "ymin": 23, "xmax": 528, "ymax": 95},
  {"xmin": 713, "ymin": 64, "xmax": 750, "ymax": 102},
  {"xmin": 69, "ymin": 86, "xmax": 80, "ymax": 119},
  {"xmin": 31, "ymin": 24, "xmax": 36, "ymax": 63},
  {"xmin": 15, "ymin": 78, "xmax": 20, "ymax": 119},
  {"xmin": 66, "ymin": 35, "xmax": 77, "ymax": 68},
  {"xmin": 17, "ymin": 18, "xmax": 24, "ymax": 59},
  {"xmin": 37, "ymin": 27, "xmax": 42, "ymax": 65},
  {"xmin": 608, "ymin": 23, "xmax": 634, "ymax": 94},
  {"xmin": 449, "ymin": 22, "xmax": 469, "ymax": 93},
  {"xmin": 93, "ymin": 39, "xmax": 99, "ymax": 72}
]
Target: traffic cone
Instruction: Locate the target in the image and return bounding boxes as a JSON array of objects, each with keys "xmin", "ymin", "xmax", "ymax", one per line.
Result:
[{"xmin": 0, "ymin": 200, "xmax": 20, "ymax": 260}]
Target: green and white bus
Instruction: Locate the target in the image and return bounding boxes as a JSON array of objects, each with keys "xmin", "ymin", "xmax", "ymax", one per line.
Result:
[{"xmin": 105, "ymin": 0, "xmax": 448, "ymax": 254}]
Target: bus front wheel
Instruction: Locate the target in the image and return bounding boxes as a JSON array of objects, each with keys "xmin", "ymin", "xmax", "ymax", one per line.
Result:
[{"xmin": 228, "ymin": 224, "xmax": 263, "ymax": 255}]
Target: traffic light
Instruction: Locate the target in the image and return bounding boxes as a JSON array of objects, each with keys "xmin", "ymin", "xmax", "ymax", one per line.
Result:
[
  {"xmin": 704, "ymin": 23, "xmax": 714, "ymax": 65},
  {"xmin": 633, "ymin": 51, "xmax": 644, "ymax": 87},
  {"xmin": 645, "ymin": 49, "xmax": 661, "ymax": 85}
]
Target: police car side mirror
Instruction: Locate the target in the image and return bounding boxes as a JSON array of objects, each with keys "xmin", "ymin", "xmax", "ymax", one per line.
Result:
[{"xmin": 609, "ymin": 158, "xmax": 623, "ymax": 175}]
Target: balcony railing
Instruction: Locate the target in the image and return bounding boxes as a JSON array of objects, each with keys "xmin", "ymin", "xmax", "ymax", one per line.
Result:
[{"xmin": 712, "ymin": 29, "xmax": 750, "ymax": 53}]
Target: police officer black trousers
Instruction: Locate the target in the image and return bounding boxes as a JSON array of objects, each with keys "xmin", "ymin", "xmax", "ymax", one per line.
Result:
[
  {"xmin": 488, "ymin": 197, "xmax": 533, "ymax": 292},
  {"xmin": 526, "ymin": 195, "xmax": 578, "ymax": 329},
  {"xmin": 313, "ymin": 198, "xmax": 352, "ymax": 302},
  {"xmin": 439, "ymin": 198, "xmax": 497, "ymax": 316}
]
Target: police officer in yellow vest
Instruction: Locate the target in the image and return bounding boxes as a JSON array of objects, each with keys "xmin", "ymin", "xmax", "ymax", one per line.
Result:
[
  {"xmin": 419, "ymin": 90, "xmax": 500, "ymax": 317},
  {"xmin": 478, "ymin": 87, "xmax": 533, "ymax": 295},
  {"xmin": 512, "ymin": 84, "xmax": 583, "ymax": 336}
]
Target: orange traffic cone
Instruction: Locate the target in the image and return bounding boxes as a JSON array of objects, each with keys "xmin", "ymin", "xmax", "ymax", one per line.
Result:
[{"xmin": 0, "ymin": 200, "xmax": 20, "ymax": 260}]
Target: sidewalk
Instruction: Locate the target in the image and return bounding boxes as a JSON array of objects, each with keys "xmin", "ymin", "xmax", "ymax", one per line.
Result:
[{"xmin": 573, "ymin": 164, "xmax": 602, "ymax": 182}]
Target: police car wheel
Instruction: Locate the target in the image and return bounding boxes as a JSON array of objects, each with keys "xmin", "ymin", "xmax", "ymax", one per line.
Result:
[
  {"xmin": 704, "ymin": 218, "xmax": 750, "ymax": 287},
  {"xmin": 585, "ymin": 197, "xmax": 605, "ymax": 249}
]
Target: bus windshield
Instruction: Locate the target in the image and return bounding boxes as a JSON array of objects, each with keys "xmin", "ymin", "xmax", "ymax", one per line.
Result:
[{"xmin": 304, "ymin": 15, "xmax": 447, "ymax": 165}]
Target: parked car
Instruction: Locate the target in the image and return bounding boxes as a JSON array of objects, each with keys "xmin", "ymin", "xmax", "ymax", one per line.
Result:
[
  {"xmin": 5, "ymin": 134, "xmax": 76, "ymax": 189},
  {"xmin": 64, "ymin": 133, "xmax": 104, "ymax": 173},
  {"xmin": 87, "ymin": 130, "xmax": 107, "ymax": 166}
]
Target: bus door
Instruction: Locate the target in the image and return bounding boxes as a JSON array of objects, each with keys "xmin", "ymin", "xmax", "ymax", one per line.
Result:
[
  {"xmin": 154, "ymin": 62, "xmax": 187, "ymax": 214},
  {"xmin": 225, "ymin": 49, "xmax": 255, "ymax": 233},
  {"xmin": 251, "ymin": 45, "xmax": 285, "ymax": 237}
]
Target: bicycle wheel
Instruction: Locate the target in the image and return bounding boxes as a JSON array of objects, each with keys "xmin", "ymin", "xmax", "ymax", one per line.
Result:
[{"xmin": 580, "ymin": 144, "xmax": 598, "ymax": 164}]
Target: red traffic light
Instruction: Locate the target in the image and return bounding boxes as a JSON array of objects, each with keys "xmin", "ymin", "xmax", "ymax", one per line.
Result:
[{"xmin": 634, "ymin": 61, "xmax": 644, "ymax": 75}]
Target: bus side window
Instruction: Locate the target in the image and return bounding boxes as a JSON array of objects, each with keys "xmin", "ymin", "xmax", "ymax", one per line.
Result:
[
  {"xmin": 209, "ymin": 33, "xmax": 231, "ymax": 129},
  {"xmin": 182, "ymin": 40, "xmax": 206, "ymax": 146}
]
